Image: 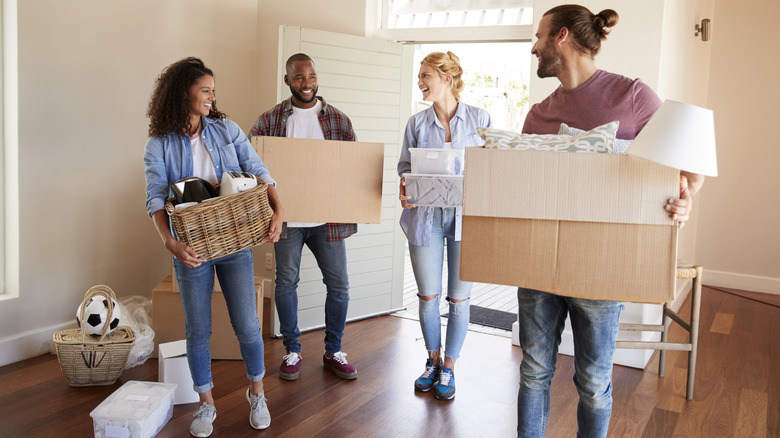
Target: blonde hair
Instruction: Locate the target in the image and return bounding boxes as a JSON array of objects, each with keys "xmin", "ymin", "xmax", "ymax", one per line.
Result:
[{"xmin": 421, "ymin": 51, "xmax": 465, "ymax": 101}]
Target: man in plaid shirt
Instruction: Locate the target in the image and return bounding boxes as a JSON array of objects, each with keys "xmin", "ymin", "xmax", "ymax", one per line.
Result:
[{"xmin": 248, "ymin": 53, "xmax": 359, "ymax": 382}]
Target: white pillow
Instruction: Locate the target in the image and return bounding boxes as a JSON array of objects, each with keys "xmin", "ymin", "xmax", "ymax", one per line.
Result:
[
  {"xmin": 558, "ymin": 123, "xmax": 632, "ymax": 155},
  {"xmin": 477, "ymin": 121, "xmax": 618, "ymax": 153}
]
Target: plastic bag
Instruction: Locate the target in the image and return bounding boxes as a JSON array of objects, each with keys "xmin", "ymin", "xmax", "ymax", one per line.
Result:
[{"xmin": 118, "ymin": 296, "xmax": 155, "ymax": 369}]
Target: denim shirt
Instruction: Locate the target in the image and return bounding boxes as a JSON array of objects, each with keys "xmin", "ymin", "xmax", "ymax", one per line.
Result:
[
  {"xmin": 397, "ymin": 102, "xmax": 492, "ymax": 246},
  {"xmin": 144, "ymin": 116, "xmax": 276, "ymax": 217}
]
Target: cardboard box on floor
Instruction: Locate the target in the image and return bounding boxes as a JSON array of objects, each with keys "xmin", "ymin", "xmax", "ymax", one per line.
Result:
[
  {"xmin": 460, "ymin": 149, "xmax": 680, "ymax": 304},
  {"xmin": 251, "ymin": 136, "xmax": 384, "ymax": 224},
  {"xmin": 152, "ymin": 275, "xmax": 266, "ymax": 360}
]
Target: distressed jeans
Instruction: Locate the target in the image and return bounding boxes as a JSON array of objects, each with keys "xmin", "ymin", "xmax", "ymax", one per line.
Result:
[
  {"xmin": 409, "ymin": 207, "xmax": 472, "ymax": 359},
  {"xmin": 173, "ymin": 249, "xmax": 265, "ymax": 393},
  {"xmin": 516, "ymin": 287, "xmax": 623, "ymax": 438}
]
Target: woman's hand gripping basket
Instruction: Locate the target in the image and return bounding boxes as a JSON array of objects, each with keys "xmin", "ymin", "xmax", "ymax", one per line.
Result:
[
  {"xmin": 164, "ymin": 177, "xmax": 273, "ymax": 260},
  {"xmin": 53, "ymin": 285, "xmax": 135, "ymax": 387}
]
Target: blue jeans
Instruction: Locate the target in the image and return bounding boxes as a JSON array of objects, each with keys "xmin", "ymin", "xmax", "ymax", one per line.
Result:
[
  {"xmin": 173, "ymin": 249, "xmax": 265, "ymax": 393},
  {"xmin": 516, "ymin": 288, "xmax": 623, "ymax": 438},
  {"xmin": 409, "ymin": 207, "xmax": 472, "ymax": 360},
  {"xmin": 274, "ymin": 224, "xmax": 350, "ymax": 355}
]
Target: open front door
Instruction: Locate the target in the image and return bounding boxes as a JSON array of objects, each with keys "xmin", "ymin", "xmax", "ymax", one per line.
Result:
[{"xmin": 272, "ymin": 26, "xmax": 413, "ymax": 336}]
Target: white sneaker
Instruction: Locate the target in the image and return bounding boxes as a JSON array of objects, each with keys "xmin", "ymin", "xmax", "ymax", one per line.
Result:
[
  {"xmin": 190, "ymin": 402, "xmax": 216, "ymax": 437},
  {"xmin": 246, "ymin": 388, "xmax": 271, "ymax": 429}
]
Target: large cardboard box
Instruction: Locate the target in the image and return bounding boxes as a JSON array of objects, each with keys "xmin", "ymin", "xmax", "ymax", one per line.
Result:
[
  {"xmin": 252, "ymin": 136, "xmax": 384, "ymax": 224},
  {"xmin": 152, "ymin": 276, "xmax": 263, "ymax": 360},
  {"xmin": 461, "ymin": 149, "xmax": 679, "ymax": 303}
]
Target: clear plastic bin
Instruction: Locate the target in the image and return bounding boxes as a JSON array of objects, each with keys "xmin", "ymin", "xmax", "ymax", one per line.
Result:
[
  {"xmin": 403, "ymin": 173, "xmax": 464, "ymax": 207},
  {"xmin": 410, "ymin": 148, "xmax": 465, "ymax": 175},
  {"xmin": 90, "ymin": 380, "xmax": 177, "ymax": 438}
]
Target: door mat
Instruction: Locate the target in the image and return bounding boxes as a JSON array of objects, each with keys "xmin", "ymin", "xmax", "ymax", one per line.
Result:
[{"xmin": 443, "ymin": 305, "xmax": 517, "ymax": 331}]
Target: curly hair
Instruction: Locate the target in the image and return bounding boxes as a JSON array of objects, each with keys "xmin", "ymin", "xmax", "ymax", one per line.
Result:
[
  {"xmin": 544, "ymin": 5, "xmax": 619, "ymax": 57},
  {"xmin": 421, "ymin": 51, "xmax": 465, "ymax": 102},
  {"xmin": 147, "ymin": 57, "xmax": 227, "ymax": 137}
]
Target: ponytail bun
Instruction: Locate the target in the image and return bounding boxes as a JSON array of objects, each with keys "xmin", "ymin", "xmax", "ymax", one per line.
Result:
[{"xmin": 594, "ymin": 9, "xmax": 619, "ymax": 39}]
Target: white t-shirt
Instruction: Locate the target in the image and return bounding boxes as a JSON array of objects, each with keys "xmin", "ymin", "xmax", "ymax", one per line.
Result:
[
  {"xmin": 286, "ymin": 100, "xmax": 326, "ymax": 228},
  {"xmin": 190, "ymin": 129, "xmax": 218, "ymax": 186}
]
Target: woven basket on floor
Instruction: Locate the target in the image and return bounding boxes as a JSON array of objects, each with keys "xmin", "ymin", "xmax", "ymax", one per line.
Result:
[
  {"xmin": 165, "ymin": 178, "xmax": 273, "ymax": 260},
  {"xmin": 53, "ymin": 285, "xmax": 135, "ymax": 387}
]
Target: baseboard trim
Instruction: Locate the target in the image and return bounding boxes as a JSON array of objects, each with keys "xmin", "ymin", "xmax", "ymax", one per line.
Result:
[
  {"xmin": 704, "ymin": 269, "xmax": 780, "ymax": 295},
  {"xmin": 0, "ymin": 321, "xmax": 74, "ymax": 367}
]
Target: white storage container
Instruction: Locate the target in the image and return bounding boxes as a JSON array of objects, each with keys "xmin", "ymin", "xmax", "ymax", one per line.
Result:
[
  {"xmin": 403, "ymin": 173, "xmax": 464, "ymax": 207},
  {"xmin": 90, "ymin": 380, "xmax": 177, "ymax": 438},
  {"xmin": 410, "ymin": 148, "xmax": 465, "ymax": 175}
]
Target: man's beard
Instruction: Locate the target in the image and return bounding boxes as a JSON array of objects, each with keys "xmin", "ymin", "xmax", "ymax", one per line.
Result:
[
  {"xmin": 536, "ymin": 40, "xmax": 562, "ymax": 78},
  {"xmin": 290, "ymin": 85, "xmax": 318, "ymax": 104}
]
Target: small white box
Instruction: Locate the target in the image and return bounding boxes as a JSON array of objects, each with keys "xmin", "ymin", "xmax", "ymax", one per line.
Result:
[
  {"xmin": 410, "ymin": 148, "xmax": 464, "ymax": 175},
  {"xmin": 158, "ymin": 340, "xmax": 200, "ymax": 405},
  {"xmin": 403, "ymin": 173, "xmax": 464, "ymax": 207},
  {"xmin": 90, "ymin": 380, "xmax": 176, "ymax": 438}
]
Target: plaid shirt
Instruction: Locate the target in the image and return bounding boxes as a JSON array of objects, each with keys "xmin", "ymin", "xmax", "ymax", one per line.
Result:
[{"xmin": 249, "ymin": 96, "xmax": 358, "ymax": 242}]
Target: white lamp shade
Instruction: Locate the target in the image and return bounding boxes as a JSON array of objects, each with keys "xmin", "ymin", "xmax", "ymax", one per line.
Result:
[{"xmin": 628, "ymin": 100, "xmax": 718, "ymax": 176}]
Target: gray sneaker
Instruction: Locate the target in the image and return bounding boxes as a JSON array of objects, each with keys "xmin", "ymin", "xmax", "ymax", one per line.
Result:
[
  {"xmin": 190, "ymin": 402, "xmax": 216, "ymax": 437},
  {"xmin": 246, "ymin": 388, "xmax": 271, "ymax": 429}
]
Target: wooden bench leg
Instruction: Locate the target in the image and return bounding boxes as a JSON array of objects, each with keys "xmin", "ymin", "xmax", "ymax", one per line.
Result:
[
  {"xmin": 686, "ymin": 266, "xmax": 703, "ymax": 400},
  {"xmin": 658, "ymin": 302, "xmax": 668, "ymax": 378}
]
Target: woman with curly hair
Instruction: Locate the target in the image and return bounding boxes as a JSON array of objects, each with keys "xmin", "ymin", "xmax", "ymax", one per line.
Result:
[
  {"xmin": 397, "ymin": 51, "xmax": 491, "ymax": 400},
  {"xmin": 143, "ymin": 57, "xmax": 284, "ymax": 437}
]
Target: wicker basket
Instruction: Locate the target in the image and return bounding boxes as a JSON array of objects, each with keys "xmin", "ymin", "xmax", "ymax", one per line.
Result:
[
  {"xmin": 165, "ymin": 178, "xmax": 273, "ymax": 260},
  {"xmin": 54, "ymin": 285, "xmax": 135, "ymax": 387}
]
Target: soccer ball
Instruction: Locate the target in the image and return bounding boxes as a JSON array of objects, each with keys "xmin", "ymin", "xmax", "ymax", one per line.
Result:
[{"xmin": 76, "ymin": 295, "xmax": 122, "ymax": 336}]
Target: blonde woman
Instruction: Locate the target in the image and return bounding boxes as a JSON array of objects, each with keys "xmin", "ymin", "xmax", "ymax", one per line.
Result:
[{"xmin": 397, "ymin": 51, "xmax": 492, "ymax": 400}]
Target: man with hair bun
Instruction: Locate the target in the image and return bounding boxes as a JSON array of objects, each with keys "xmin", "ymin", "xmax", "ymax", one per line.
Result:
[{"xmin": 517, "ymin": 5, "xmax": 704, "ymax": 437}]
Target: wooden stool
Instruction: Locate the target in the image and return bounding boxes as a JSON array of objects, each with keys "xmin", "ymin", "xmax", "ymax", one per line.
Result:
[{"xmin": 616, "ymin": 264, "xmax": 703, "ymax": 400}]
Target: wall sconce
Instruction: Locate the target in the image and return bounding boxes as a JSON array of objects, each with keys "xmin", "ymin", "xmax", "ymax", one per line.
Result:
[{"xmin": 695, "ymin": 18, "xmax": 711, "ymax": 41}]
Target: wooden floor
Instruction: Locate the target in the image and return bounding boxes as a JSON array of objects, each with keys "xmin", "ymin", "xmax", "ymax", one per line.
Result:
[{"xmin": 1, "ymin": 286, "xmax": 778, "ymax": 437}]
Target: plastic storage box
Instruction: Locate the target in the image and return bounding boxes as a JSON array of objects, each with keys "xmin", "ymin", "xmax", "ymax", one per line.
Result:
[
  {"xmin": 410, "ymin": 148, "xmax": 465, "ymax": 175},
  {"xmin": 403, "ymin": 173, "xmax": 464, "ymax": 207},
  {"xmin": 90, "ymin": 380, "xmax": 177, "ymax": 438}
]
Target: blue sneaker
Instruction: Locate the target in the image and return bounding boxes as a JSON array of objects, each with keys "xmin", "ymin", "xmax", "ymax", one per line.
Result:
[
  {"xmin": 414, "ymin": 358, "xmax": 441, "ymax": 392},
  {"xmin": 435, "ymin": 367, "xmax": 456, "ymax": 400}
]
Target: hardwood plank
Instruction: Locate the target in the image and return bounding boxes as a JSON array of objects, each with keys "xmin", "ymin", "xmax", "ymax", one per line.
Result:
[
  {"xmin": 640, "ymin": 408, "xmax": 679, "ymax": 438},
  {"xmin": 709, "ymin": 312, "xmax": 734, "ymax": 335},
  {"xmin": 735, "ymin": 389, "xmax": 768, "ymax": 438}
]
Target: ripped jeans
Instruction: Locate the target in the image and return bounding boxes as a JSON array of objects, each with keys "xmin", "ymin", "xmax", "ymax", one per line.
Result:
[{"xmin": 409, "ymin": 207, "xmax": 472, "ymax": 359}]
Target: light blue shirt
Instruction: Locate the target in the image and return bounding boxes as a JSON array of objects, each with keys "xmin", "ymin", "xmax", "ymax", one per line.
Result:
[
  {"xmin": 397, "ymin": 102, "xmax": 492, "ymax": 246},
  {"xmin": 144, "ymin": 116, "xmax": 275, "ymax": 217}
]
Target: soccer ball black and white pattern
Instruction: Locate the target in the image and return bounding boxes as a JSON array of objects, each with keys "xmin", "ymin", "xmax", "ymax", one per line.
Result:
[{"xmin": 75, "ymin": 295, "xmax": 122, "ymax": 336}]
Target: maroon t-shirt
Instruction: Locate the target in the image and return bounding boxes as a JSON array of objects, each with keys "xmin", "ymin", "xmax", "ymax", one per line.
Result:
[{"xmin": 522, "ymin": 70, "xmax": 662, "ymax": 139}]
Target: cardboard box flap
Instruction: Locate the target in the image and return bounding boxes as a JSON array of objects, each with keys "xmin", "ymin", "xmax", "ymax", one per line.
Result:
[
  {"xmin": 252, "ymin": 136, "xmax": 384, "ymax": 224},
  {"xmin": 463, "ymin": 149, "xmax": 679, "ymax": 225},
  {"xmin": 158, "ymin": 340, "xmax": 187, "ymax": 359}
]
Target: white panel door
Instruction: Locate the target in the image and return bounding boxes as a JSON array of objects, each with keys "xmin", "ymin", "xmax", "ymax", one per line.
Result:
[{"xmin": 273, "ymin": 26, "xmax": 413, "ymax": 336}]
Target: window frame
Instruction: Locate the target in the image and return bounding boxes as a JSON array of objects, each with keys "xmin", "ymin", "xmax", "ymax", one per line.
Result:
[
  {"xmin": 1, "ymin": 0, "xmax": 19, "ymax": 300},
  {"xmin": 374, "ymin": 0, "xmax": 534, "ymax": 43}
]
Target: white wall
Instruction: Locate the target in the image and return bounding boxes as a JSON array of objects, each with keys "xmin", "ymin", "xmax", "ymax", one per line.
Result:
[
  {"xmin": 696, "ymin": 0, "xmax": 780, "ymax": 294},
  {"xmin": 0, "ymin": 0, "xmax": 258, "ymax": 366}
]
